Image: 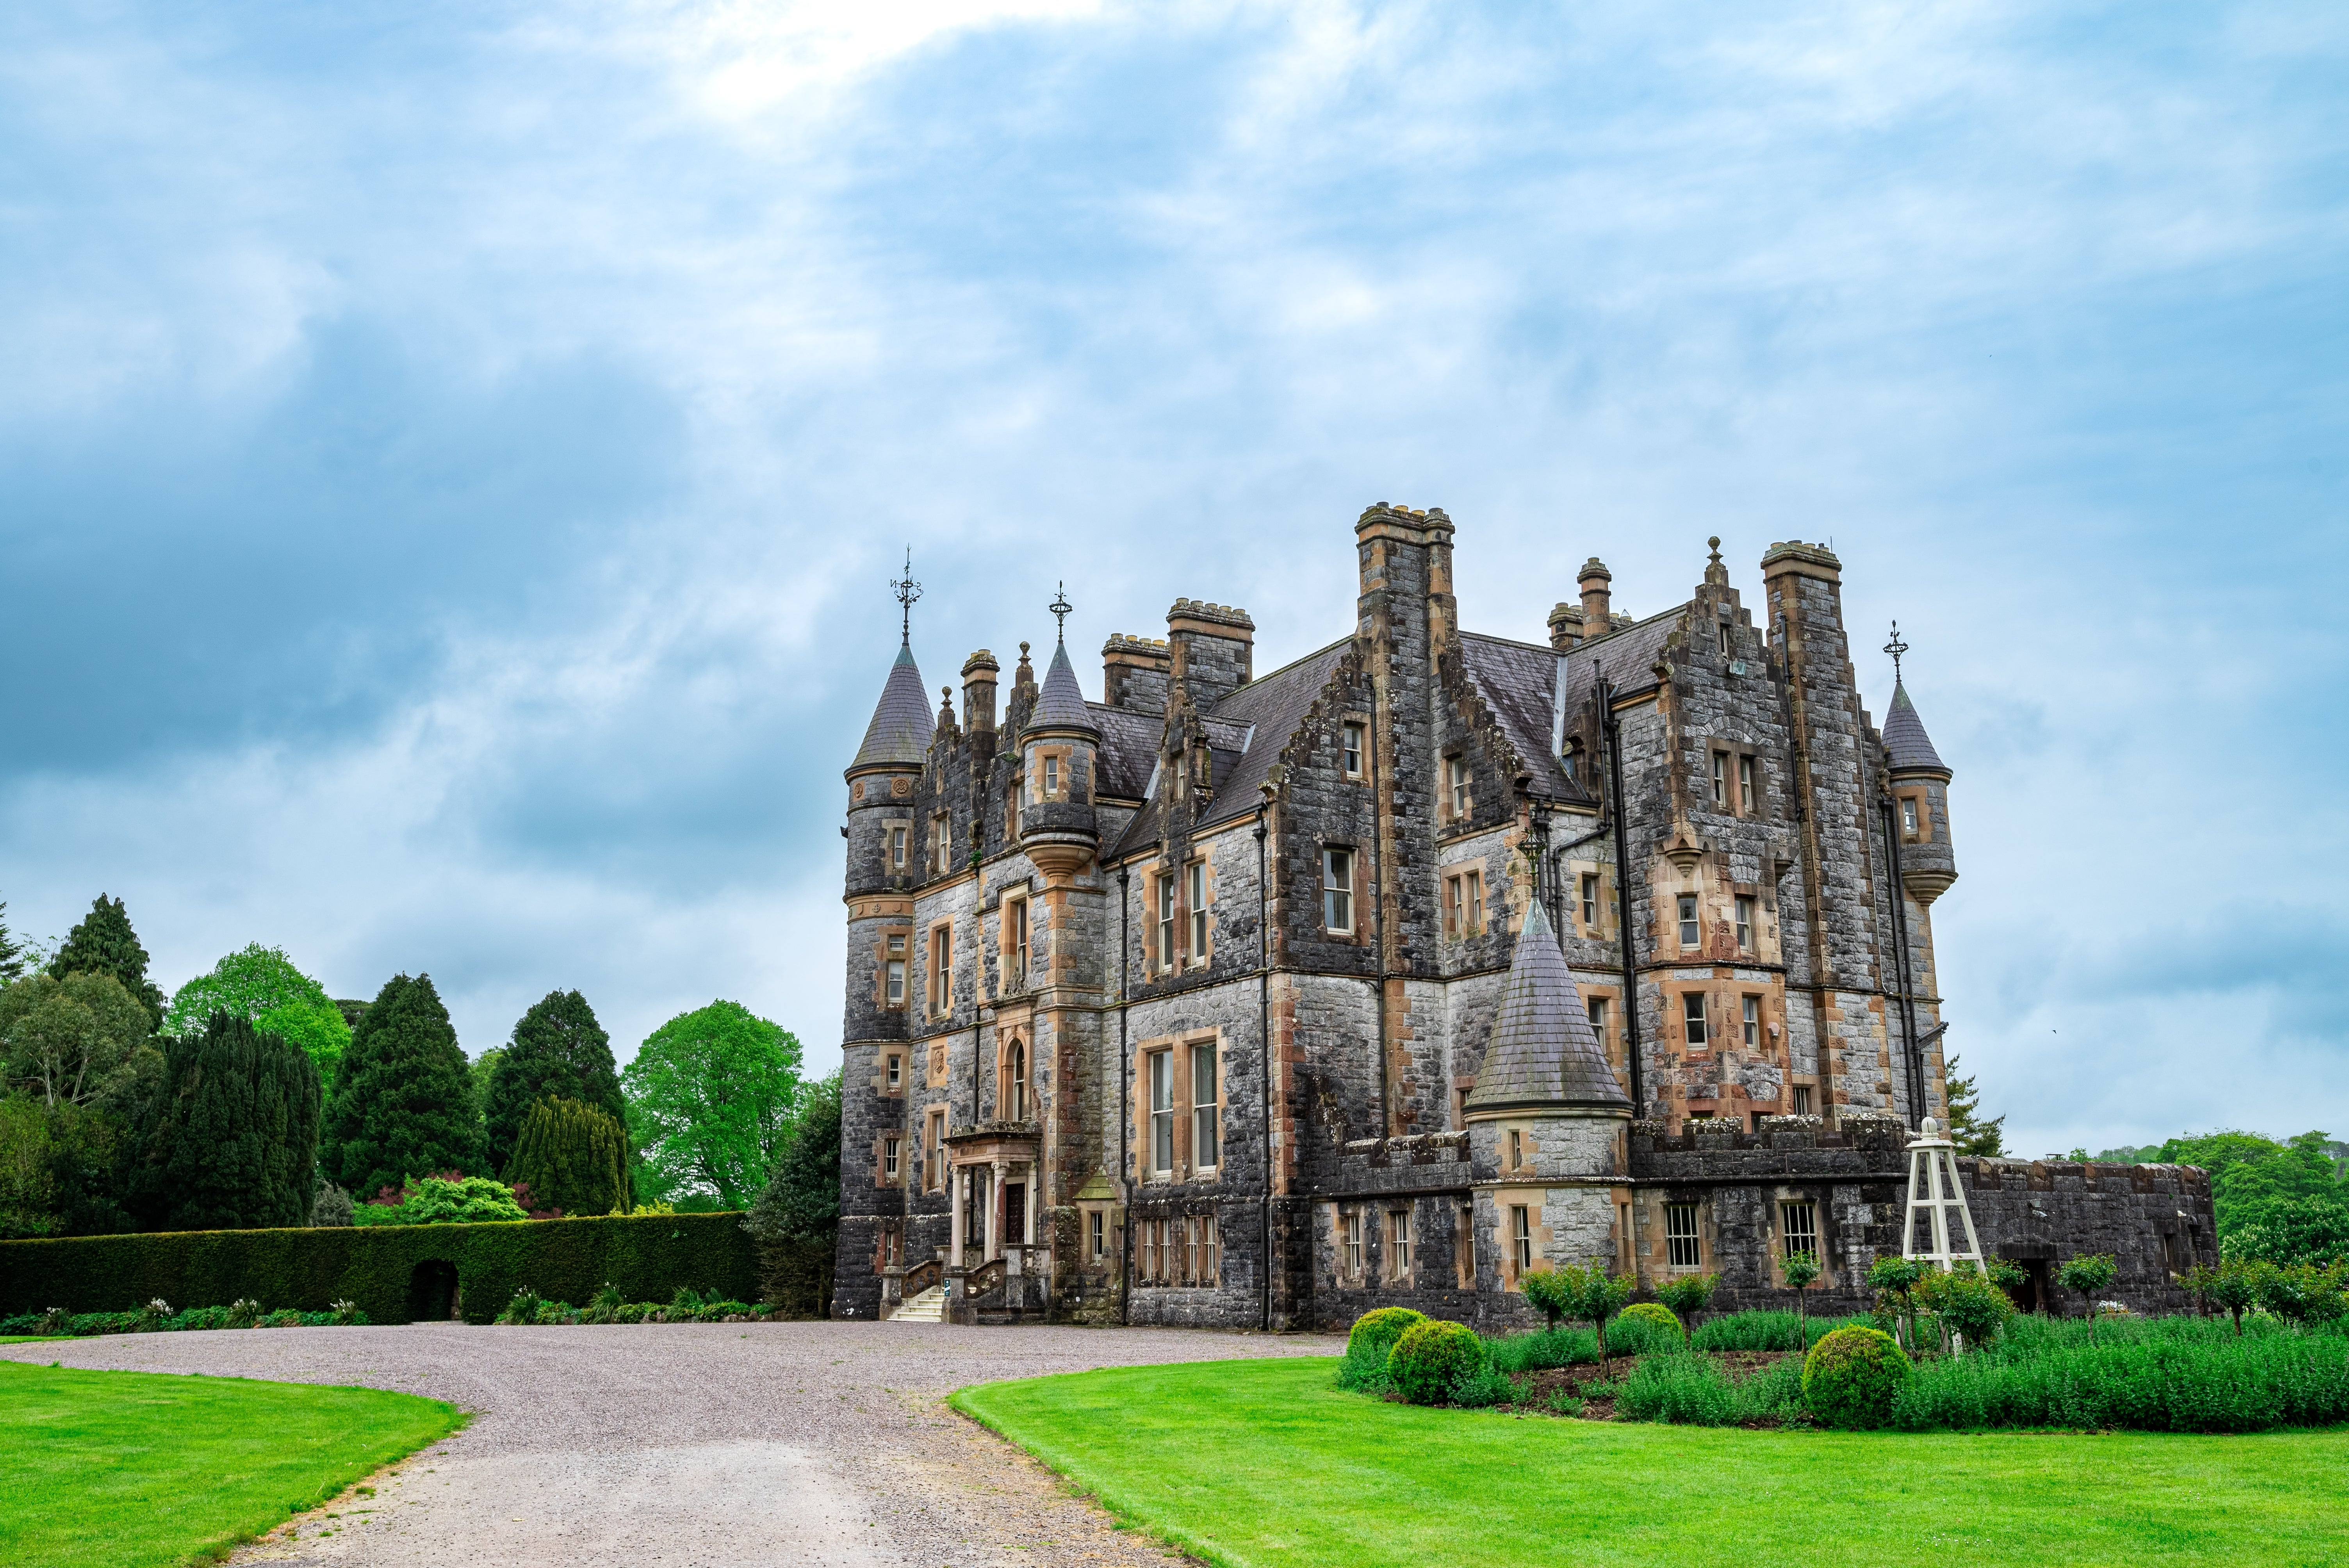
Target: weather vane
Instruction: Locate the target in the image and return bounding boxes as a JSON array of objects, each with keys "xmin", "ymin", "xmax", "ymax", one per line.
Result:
[
  {"xmin": 1049, "ymin": 581, "xmax": 1073, "ymax": 643},
  {"xmin": 1884, "ymin": 620, "xmax": 1909, "ymax": 682},
  {"xmin": 891, "ymin": 547, "xmax": 921, "ymax": 644}
]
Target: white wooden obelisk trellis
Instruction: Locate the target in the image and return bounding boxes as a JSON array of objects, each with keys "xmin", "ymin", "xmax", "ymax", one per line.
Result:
[{"xmin": 1902, "ymin": 1117, "xmax": 1984, "ymax": 1269}]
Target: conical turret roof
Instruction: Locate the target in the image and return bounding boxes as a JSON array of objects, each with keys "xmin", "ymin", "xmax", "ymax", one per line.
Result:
[
  {"xmin": 1029, "ymin": 640, "xmax": 1098, "ymax": 735},
  {"xmin": 1882, "ymin": 681, "xmax": 1948, "ymax": 776},
  {"xmin": 850, "ymin": 641, "xmax": 935, "ymax": 770},
  {"xmin": 1465, "ymin": 897, "xmax": 1629, "ymax": 1115}
]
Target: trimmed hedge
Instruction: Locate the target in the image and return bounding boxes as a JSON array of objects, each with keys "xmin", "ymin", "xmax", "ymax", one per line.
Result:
[{"xmin": 0, "ymin": 1213, "xmax": 767, "ymax": 1325}]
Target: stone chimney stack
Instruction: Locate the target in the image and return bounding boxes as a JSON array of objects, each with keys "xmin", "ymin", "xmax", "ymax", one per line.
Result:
[
  {"xmin": 1166, "ymin": 600, "xmax": 1255, "ymax": 710},
  {"xmin": 1578, "ymin": 558, "xmax": 1613, "ymax": 637},
  {"xmin": 1547, "ymin": 602, "xmax": 1586, "ymax": 650},
  {"xmin": 1101, "ymin": 634, "xmax": 1172, "ymax": 714},
  {"xmin": 961, "ymin": 649, "xmax": 999, "ymax": 738}
]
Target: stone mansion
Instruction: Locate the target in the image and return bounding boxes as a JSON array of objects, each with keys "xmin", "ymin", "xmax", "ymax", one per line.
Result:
[{"xmin": 834, "ymin": 506, "xmax": 2213, "ymax": 1329}]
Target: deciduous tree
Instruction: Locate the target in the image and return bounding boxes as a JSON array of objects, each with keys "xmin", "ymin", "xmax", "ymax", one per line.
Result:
[
  {"xmin": 623, "ymin": 1000, "xmax": 800, "ymax": 1209},
  {"xmin": 0, "ymin": 970, "xmax": 155, "ymax": 1109},
  {"xmin": 322, "ymin": 973, "xmax": 484, "ymax": 1198},
  {"xmin": 165, "ymin": 944, "xmax": 352, "ymax": 1081}
]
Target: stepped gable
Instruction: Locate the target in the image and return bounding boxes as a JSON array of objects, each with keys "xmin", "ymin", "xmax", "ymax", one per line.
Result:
[
  {"xmin": 1458, "ymin": 632, "xmax": 1596, "ymax": 804},
  {"xmin": 850, "ymin": 641, "xmax": 934, "ymax": 770},
  {"xmin": 1464, "ymin": 897, "xmax": 1629, "ymax": 1115}
]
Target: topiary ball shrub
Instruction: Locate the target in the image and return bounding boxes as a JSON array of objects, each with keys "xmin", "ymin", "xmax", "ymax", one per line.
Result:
[
  {"xmin": 1609, "ymin": 1301, "xmax": 1683, "ymax": 1354},
  {"xmin": 1802, "ymin": 1324, "xmax": 1912, "ymax": 1429},
  {"xmin": 1388, "ymin": 1319, "xmax": 1489, "ymax": 1406},
  {"xmin": 1347, "ymin": 1306, "xmax": 1428, "ymax": 1363}
]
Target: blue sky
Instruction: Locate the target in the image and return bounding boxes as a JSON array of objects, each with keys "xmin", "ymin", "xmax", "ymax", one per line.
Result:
[{"xmin": 3, "ymin": 1, "xmax": 2342, "ymax": 1156}]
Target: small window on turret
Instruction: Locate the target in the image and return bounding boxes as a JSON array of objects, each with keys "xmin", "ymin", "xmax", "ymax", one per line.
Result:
[
  {"xmin": 889, "ymin": 825, "xmax": 908, "ymax": 870},
  {"xmin": 1902, "ymin": 797, "xmax": 1920, "ymax": 839}
]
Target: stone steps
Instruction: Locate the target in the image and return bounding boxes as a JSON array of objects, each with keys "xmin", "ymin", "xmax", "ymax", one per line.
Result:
[{"xmin": 891, "ymin": 1285, "xmax": 945, "ymax": 1323}]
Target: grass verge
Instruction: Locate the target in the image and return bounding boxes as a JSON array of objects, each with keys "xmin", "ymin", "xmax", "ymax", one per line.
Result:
[
  {"xmin": 0, "ymin": 1360, "xmax": 462, "ymax": 1567},
  {"xmin": 952, "ymin": 1356, "xmax": 2349, "ymax": 1568}
]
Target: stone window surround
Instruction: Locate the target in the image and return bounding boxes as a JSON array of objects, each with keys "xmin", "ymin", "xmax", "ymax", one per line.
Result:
[
  {"xmin": 1134, "ymin": 1028, "xmax": 1225, "ymax": 1184},
  {"xmin": 1441, "ymin": 750, "xmax": 1474, "ymax": 824},
  {"xmin": 1897, "ymin": 786, "xmax": 1932, "ymax": 843},
  {"xmin": 993, "ymin": 1026, "xmax": 1032, "ymax": 1123},
  {"xmin": 1030, "ymin": 744, "xmax": 1077, "ymax": 802},
  {"xmin": 923, "ymin": 1107, "xmax": 947, "ymax": 1192},
  {"xmin": 1491, "ymin": 1189, "xmax": 1554, "ymax": 1288},
  {"xmin": 1385, "ymin": 1205, "xmax": 1414, "ymax": 1285},
  {"xmin": 1319, "ymin": 840, "xmax": 1364, "ymax": 938},
  {"xmin": 1340, "ymin": 715, "xmax": 1368, "ymax": 779},
  {"xmin": 925, "ymin": 917, "xmax": 955, "ymax": 1021},
  {"xmin": 1700, "ymin": 739, "xmax": 1764, "ymax": 820},
  {"xmin": 997, "ymin": 891, "xmax": 1031, "ymax": 998},
  {"xmin": 1443, "ymin": 865, "xmax": 1486, "ymax": 940}
]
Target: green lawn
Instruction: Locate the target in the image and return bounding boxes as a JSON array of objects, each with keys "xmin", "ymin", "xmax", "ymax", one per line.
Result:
[
  {"xmin": 0, "ymin": 1361, "xmax": 462, "ymax": 1567},
  {"xmin": 953, "ymin": 1357, "xmax": 2349, "ymax": 1568}
]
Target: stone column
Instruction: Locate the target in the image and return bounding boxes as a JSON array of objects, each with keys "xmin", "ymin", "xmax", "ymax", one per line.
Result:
[
  {"xmin": 949, "ymin": 1164, "xmax": 965, "ymax": 1260},
  {"xmin": 987, "ymin": 1159, "xmax": 1006, "ymax": 1260}
]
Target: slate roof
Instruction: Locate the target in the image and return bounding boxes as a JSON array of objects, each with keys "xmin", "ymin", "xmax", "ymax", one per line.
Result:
[
  {"xmin": 1195, "ymin": 639, "xmax": 1353, "ymax": 832},
  {"xmin": 1558, "ymin": 604, "xmax": 1687, "ymax": 712},
  {"xmin": 1090, "ymin": 707, "xmax": 1160, "ymax": 799},
  {"xmin": 1882, "ymin": 681, "xmax": 1949, "ymax": 775},
  {"xmin": 1459, "ymin": 633, "xmax": 1596, "ymax": 804},
  {"xmin": 850, "ymin": 641, "xmax": 935, "ymax": 771},
  {"xmin": 1463, "ymin": 897, "xmax": 1630, "ymax": 1115},
  {"xmin": 1029, "ymin": 640, "xmax": 1099, "ymax": 734}
]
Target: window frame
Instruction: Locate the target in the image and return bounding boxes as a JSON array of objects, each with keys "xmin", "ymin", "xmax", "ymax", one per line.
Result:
[
  {"xmin": 1005, "ymin": 895, "xmax": 1029, "ymax": 992},
  {"xmin": 1148, "ymin": 1049, "xmax": 1175, "ymax": 1174},
  {"xmin": 926, "ymin": 1109, "xmax": 946, "ymax": 1191},
  {"xmin": 928, "ymin": 924, "xmax": 954, "ymax": 1017},
  {"xmin": 1043, "ymin": 754, "xmax": 1060, "ymax": 798},
  {"xmin": 885, "ymin": 1052, "xmax": 902, "ymax": 1089},
  {"xmin": 1780, "ymin": 1199, "xmax": 1819, "ymax": 1262},
  {"xmin": 1734, "ymin": 894, "xmax": 1755, "ymax": 952},
  {"xmin": 1510, "ymin": 1205, "xmax": 1533, "ymax": 1276},
  {"xmin": 1683, "ymin": 992, "xmax": 1708, "ymax": 1048},
  {"xmin": 1155, "ymin": 872, "xmax": 1177, "ymax": 972},
  {"xmin": 1446, "ymin": 757, "xmax": 1470, "ymax": 820},
  {"xmin": 1739, "ymin": 754, "xmax": 1756, "ymax": 815},
  {"xmin": 1004, "ymin": 1037, "xmax": 1028, "ymax": 1121},
  {"xmin": 1791, "ymin": 1084, "xmax": 1814, "ymax": 1116},
  {"xmin": 1343, "ymin": 1207, "xmax": 1363, "ymax": 1278},
  {"xmin": 1665, "ymin": 1202, "xmax": 1703, "ymax": 1270},
  {"xmin": 1580, "ymin": 872, "xmax": 1599, "ymax": 931},
  {"xmin": 1711, "ymin": 749, "xmax": 1729, "ymax": 808},
  {"xmin": 1187, "ymin": 858, "xmax": 1208, "ymax": 963},
  {"xmin": 1742, "ymin": 994, "xmax": 1761, "ymax": 1048},
  {"xmin": 1388, "ymin": 1207, "xmax": 1412, "ymax": 1280},
  {"xmin": 1678, "ymin": 893, "xmax": 1702, "ymax": 950},
  {"xmin": 1089, "ymin": 1208, "xmax": 1106, "ymax": 1261},
  {"xmin": 883, "ymin": 1135, "xmax": 900, "ymax": 1181},
  {"xmin": 884, "ymin": 931, "xmax": 907, "ymax": 1009},
  {"xmin": 1586, "ymin": 994, "xmax": 1609, "ymax": 1046},
  {"xmin": 1342, "ymin": 721, "xmax": 1365, "ymax": 779},
  {"xmin": 888, "ymin": 823, "xmax": 908, "ymax": 870},
  {"xmin": 1191, "ymin": 1041, "xmax": 1219, "ymax": 1169},
  {"xmin": 1322, "ymin": 846, "xmax": 1355, "ymax": 935}
]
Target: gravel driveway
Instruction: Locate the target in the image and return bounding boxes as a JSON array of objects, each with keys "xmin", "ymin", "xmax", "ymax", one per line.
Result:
[{"xmin": 2, "ymin": 1320, "xmax": 1339, "ymax": 1566}]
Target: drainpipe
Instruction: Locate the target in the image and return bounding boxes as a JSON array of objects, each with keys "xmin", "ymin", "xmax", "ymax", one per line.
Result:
[
  {"xmin": 1598, "ymin": 667, "xmax": 1646, "ymax": 1116},
  {"xmin": 1878, "ymin": 797, "xmax": 1925, "ymax": 1129},
  {"xmin": 1118, "ymin": 862, "xmax": 1132, "ymax": 1326},
  {"xmin": 1255, "ymin": 800, "xmax": 1273, "ymax": 1332},
  {"xmin": 1365, "ymin": 663, "xmax": 1391, "ymax": 1135}
]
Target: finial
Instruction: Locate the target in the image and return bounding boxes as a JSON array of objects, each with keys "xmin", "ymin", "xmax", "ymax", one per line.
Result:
[
  {"xmin": 891, "ymin": 547, "xmax": 921, "ymax": 645},
  {"xmin": 1708, "ymin": 536, "xmax": 1722, "ymax": 565},
  {"xmin": 1049, "ymin": 581, "xmax": 1073, "ymax": 644},
  {"xmin": 1884, "ymin": 620, "xmax": 1909, "ymax": 682}
]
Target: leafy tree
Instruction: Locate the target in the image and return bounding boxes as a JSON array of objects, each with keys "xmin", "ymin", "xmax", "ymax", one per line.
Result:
[
  {"xmin": 353, "ymin": 1172, "xmax": 527, "ymax": 1226},
  {"xmin": 1656, "ymin": 1272, "xmax": 1718, "ymax": 1334},
  {"xmin": 1867, "ymin": 1255, "xmax": 1927, "ymax": 1351},
  {"xmin": 504, "ymin": 1096, "xmax": 632, "ymax": 1217},
  {"xmin": 746, "ymin": 1072, "xmax": 840, "ymax": 1312},
  {"xmin": 48, "ymin": 895, "xmax": 167, "ymax": 1031},
  {"xmin": 2194, "ymin": 1257, "xmax": 2268, "ymax": 1336},
  {"xmin": 483, "ymin": 990, "xmax": 624, "ymax": 1176},
  {"xmin": 623, "ymin": 1000, "xmax": 802, "ymax": 1209},
  {"xmin": 2058, "ymin": 1252, "xmax": 2119, "ymax": 1337},
  {"xmin": 135, "ymin": 1013, "xmax": 322, "ymax": 1231},
  {"xmin": 0, "ymin": 970, "xmax": 156, "ymax": 1108},
  {"xmin": 322, "ymin": 973, "xmax": 484, "ymax": 1199},
  {"xmin": 165, "ymin": 944, "xmax": 352, "ymax": 1082},
  {"xmin": 1941, "ymin": 1054, "xmax": 2005, "ymax": 1156},
  {"xmin": 1782, "ymin": 1250, "xmax": 1821, "ymax": 1342},
  {"xmin": 0, "ymin": 1096, "xmax": 135, "ymax": 1238},
  {"xmin": 1553, "ymin": 1262, "xmax": 1635, "ymax": 1374},
  {"xmin": 1519, "ymin": 1265, "xmax": 1573, "ymax": 1330},
  {"xmin": 2225, "ymin": 1194, "xmax": 2349, "ymax": 1270}
]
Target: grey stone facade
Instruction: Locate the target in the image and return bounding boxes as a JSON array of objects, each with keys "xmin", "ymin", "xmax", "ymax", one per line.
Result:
[{"xmin": 834, "ymin": 510, "xmax": 2213, "ymax": 1331}]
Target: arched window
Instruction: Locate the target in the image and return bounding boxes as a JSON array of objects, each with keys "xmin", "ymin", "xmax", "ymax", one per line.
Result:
[{"xmin": 1006, "ymin": 1039, "xmax": 1028, "ymax": 1121}]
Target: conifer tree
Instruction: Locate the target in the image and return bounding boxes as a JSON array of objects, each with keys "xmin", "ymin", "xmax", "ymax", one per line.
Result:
[
  {"xmin": 0, "ymin": 898, "xmax": 29, "ymax": 984},
  {"xmin": 137, "ymin": 1013, "xmax": 322, "ymax": 1231},
  {"xmin": 322, "ymin": 973, "xmax": 484, "ymax": 1199},
  {"xmin": 1943, "ymin": 1054, "xmax": 2006, "ymax": 1157},
  {"xmin": 504, "ymin": 1096, "xmax": 632, "ymax": 1217},
  {"xmin": 483, "ymin": 989, "xmax": 624, "ymax": 1176},
  {"xmin": 49, "ymin": 894, "xmax": 166, "ymax": 1032}
]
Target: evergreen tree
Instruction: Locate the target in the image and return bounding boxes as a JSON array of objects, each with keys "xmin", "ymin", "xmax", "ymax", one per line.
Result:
[
  {"xmin": 136, "ymin": 1013, "xmax": 322, "ymax": 1231},
  {"xmin": 504, "ymin": 1096, "xmax": 632, "ymax": 1217},
  {"xmin": 483, "ymin": 989, "xmax": 624, "ymax": 1176},
  {"xmin": 0, "ymin": 898, "xmax": 29, "ymax": 984},
  {"xmin": 48, "ymin": 894, "xmax": 167, "ymax": 1032},
  {"xmin": 1943, "ymin": 1054, "xmax": 2006, "ymax": 1157},
  {"xmin": 747, "ymin": 1072, "xmax": 841, "ymax": 1315},
  {"xmin": 322, "ymin": 973, "xmax": 484, "ymax": 1199}
]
